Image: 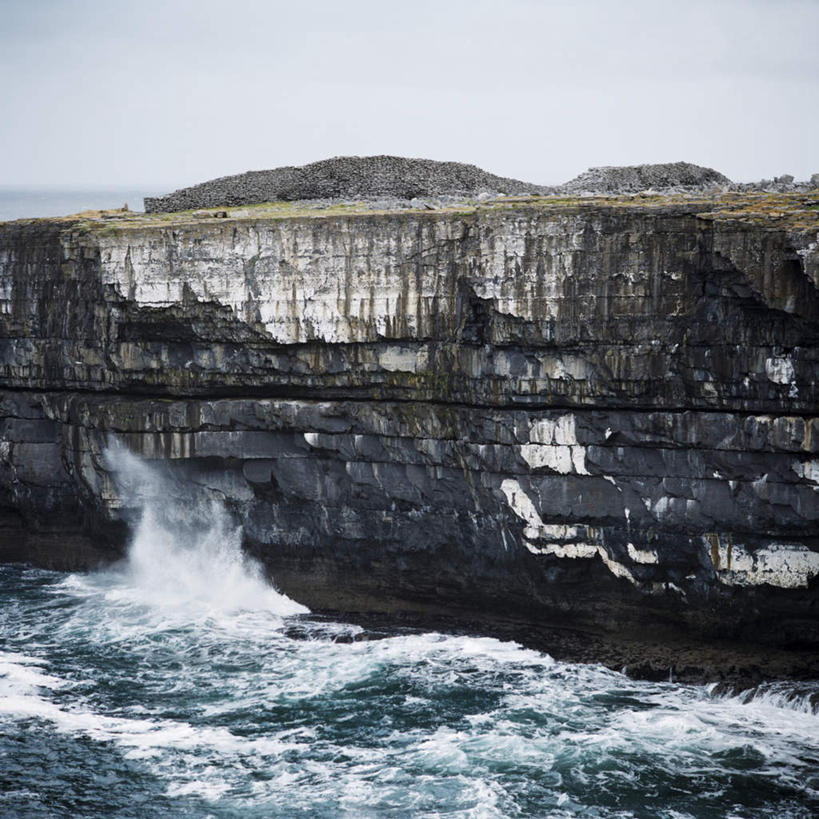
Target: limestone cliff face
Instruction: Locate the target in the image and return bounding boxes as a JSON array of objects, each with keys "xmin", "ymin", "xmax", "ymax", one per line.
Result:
[{"xmin": 1, "ymin": 195, "xmax": 818, "ymax": 655}]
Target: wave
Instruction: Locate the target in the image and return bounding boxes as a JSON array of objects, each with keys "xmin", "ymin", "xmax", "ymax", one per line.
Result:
[
  {"xmin": 98, "ymin": 442, "xmax": 307, "ymax": 617},
  {"xmin": 709, "ymin": 680, "xmax": 819, "ymax": 716}
]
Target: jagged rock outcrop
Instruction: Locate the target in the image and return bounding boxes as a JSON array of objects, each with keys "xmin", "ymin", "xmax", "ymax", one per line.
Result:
[
  {"xmin": 1, "ymin": 190, "xmax": 818, "ymax": 677},
  {"xmin": 144, "ymin": 155, "xmax": 553, "ymax": 213}
]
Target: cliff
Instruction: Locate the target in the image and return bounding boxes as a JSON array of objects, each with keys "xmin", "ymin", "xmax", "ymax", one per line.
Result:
[{"xmin": 1, "ymin": 190, "xmax": 818, "ymax": 680}]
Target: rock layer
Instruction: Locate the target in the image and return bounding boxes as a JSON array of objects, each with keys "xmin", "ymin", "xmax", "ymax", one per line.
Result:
[{"xmin": 1, "ymin": 192, "xmax": 818, "ymax": 676}]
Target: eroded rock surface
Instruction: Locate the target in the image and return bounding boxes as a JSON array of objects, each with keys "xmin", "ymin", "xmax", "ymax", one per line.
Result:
[{"xmin": 1, "ymin": 191, "xmax": 818, "ymax": 678}]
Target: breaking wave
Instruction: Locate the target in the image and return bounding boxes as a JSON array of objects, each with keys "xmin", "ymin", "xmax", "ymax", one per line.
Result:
[{"xmin": 99, "ymin": 442, "xmax": 306, "ymax": 617}]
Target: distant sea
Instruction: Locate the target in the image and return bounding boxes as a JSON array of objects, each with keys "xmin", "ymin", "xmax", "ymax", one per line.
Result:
[{"xmin": 0, "ymin": 187, "xmax": 165, "ymax": 222}]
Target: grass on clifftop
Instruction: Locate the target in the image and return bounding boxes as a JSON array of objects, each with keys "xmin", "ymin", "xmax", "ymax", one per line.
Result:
[{"xmin": 7, "ymin": 190, "xmax": 819, "ymax": 236}]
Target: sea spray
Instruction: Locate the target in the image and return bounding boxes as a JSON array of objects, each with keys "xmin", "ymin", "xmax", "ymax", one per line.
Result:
[{"xmin": 101, "ymin": 441, "xmax": 307, "ymax": 616}]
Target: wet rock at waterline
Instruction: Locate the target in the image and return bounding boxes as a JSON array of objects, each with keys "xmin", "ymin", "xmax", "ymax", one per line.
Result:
[{"xmin": 1, "ymin": 188, "xmax": 818, "ymax": 681}]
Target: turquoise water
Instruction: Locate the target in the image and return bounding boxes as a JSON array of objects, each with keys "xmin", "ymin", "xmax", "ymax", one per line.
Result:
[{"xmin": 0, "ymin": 449, "xmax": 817, "ymax": 817}]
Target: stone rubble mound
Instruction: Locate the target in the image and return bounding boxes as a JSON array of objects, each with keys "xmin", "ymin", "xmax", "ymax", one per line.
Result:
[
  {"xmin": 144, "ymin": 155, "xmax": 553, "ymax": 213},
  {"xmin": 560, "ymin": 162, "xmax": 731, "ymax": 194},
  {"xmin": 561, "ymin": 164, "xmax": 819, "ymax": 195},
  {"xmin": 144, "ymin": 157, "xmax": 819, "ymax": 213}
]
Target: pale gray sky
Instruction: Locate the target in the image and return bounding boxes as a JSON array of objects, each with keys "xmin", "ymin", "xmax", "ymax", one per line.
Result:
[{"xmin": 2, "ymin": 0, "xmax": 817, "ymax": 189}]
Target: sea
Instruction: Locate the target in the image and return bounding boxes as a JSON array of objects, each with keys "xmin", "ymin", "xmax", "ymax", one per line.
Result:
[
  {"xmin": 0, "ymin": 187, "xmax": 159, "ymax": 222},
  {"xmin": 0, "ymin": 195, "xmax": 818, "ymax": 818}
]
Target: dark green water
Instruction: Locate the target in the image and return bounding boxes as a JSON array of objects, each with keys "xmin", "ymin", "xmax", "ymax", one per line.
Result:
[
  {"xmin": 1, "ymin": 444, "xmax": 817, "ymax": 818},
  {"xmin": 1, "ymin": 555, "xmax": 817, "ymax": 817}
]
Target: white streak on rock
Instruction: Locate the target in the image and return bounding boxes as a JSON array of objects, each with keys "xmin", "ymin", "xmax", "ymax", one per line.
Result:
[
  {"xmin": 765, "ymin": 356, "xmax": 797, "ymax": 396},
  {"xmin": 598, "ymin": 552, "xmax": 637, "ymax": 583},
  {"xmin": 571, "ymin": 446, "xmax": 589, "ymax": 475},
  {"xmin": 525, "ymin": 541, "xmax": 599, "ymax": 559},
  {"xmin": 711, "ymin": 540, "xmax": 819, "ymax": 589},
  {"xmin": 520, "ymin": 444, "xmax": 573, "ymax": 473},
  {"xmin": 521, "ymin": 414, "xmax": 588, "ymax": 474},
  {"xmin": 627, "ymin": 542, "xmax": 658, "ymax": 564},
  {"xmin": 653, "ymin": 497, "xmax": 671, "ymax": 518},
  {"xmin": 792, "ymin": 459, "xmax": 819, "ymax": 484},
  {"xmin": 500, "ymin": 479, "xmax": 543, "ymax": 540},
  {"xmin": 530, "ymin": 414, "xmax": 577, "ymax": 445},
  {"xmin": 501, "ymin": 479, "xmax": 642, "ymax": 586}
]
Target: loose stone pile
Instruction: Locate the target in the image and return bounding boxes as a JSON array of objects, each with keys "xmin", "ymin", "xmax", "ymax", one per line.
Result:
[
  {"xmin": 560, "ymin": 161, "xmax": 731, "ymax": 194},
  {"xmin": 732, "ymin": 173, "xmax": 819, "ymax": 193},
  {"xmin": 144, "ymin": 156, "xmax": 553, "ymax": 213},
  {"xmin": 144, "ymin": 155, "xmax": 819, "ymax": 214}
]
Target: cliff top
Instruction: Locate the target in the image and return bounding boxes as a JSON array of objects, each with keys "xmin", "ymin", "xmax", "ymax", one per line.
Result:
[{"xmin": 10, "ymin": 190, "xmax": 818, "ymax": 239}]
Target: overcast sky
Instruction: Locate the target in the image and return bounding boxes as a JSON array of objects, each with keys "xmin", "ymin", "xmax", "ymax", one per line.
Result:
[{"xmin": 1, "ymin": 0, "xmax": 817, "ymax": 190}]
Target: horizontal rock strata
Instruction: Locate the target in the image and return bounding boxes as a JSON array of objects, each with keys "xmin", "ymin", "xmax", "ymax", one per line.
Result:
[{"xmin": 1, "ymin": 192, "xmax": 818, "ymax": 676}]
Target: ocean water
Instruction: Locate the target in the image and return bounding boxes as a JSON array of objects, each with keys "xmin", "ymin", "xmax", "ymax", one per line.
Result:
[
  {"xmin": 0, "ymin": 187, "xmax": 161, "ymax": 222},
  {"xmin": 0, "ymin": 447, "xmax": 817, "ymax": 817}
]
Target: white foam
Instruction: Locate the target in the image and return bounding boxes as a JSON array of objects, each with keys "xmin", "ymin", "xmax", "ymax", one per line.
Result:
[
  {"xmin": 101, "ymin": 442, "xmax": 307, "ymax": 617},
  {"xmin": 3, "ymin": 600, "xmax": 818, "ymax": 815},
  {"xmin": 0, "ymin": 651, "xmax": 66, "ymax": 694},
  {"xmin": 4, "ymin": 446, "xmax": 819, "ymax": 817},
  {"xmin": 709, "ymin": 681, "xmax": 819, "ymax": 716}
]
